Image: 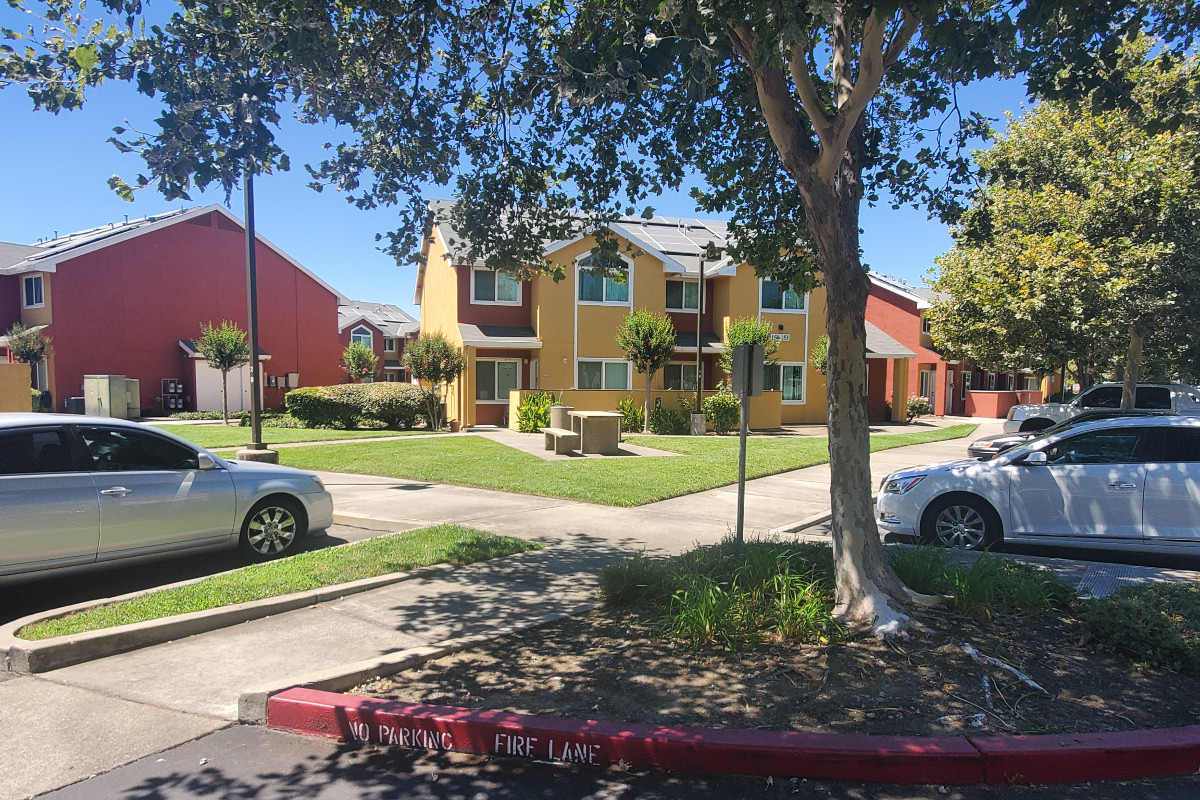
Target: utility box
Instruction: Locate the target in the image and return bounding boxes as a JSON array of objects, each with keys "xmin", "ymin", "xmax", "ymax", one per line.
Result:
[
  {"xmin": 124, "ymin": 378, "xmax": 141, "ymax": 418},
  {"xmin": 84, "ymin": 374, "xmax": 132, "ymax": 418}
]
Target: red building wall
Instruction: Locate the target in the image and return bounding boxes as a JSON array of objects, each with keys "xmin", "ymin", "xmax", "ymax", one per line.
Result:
[
  {"xmin": 667, "ymin": 279, "xmax": 715, "ymax": 335},
  {"xmin": 455, "ymin": 267, "xmax": 533, "ymax": 327},
  {"xmin": 866, "ymin": 284, "xmax": 952, "ymax": 415},
  {"xmin": 0, "ymin": 276, "xmax": 19, "ymax": 332},
  {"xmin": 47, "ymin": 211, "xmax": 344, "ymax": 411}
]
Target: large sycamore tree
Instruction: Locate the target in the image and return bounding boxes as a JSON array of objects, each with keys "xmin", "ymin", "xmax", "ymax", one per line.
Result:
[
  {"xmin": 4, "ymin": 0, "xmax": 1197, "ymax": 634},
  {"xmin": 928, "ymin": 44, "xmax": 1200, "ymax": 400}
]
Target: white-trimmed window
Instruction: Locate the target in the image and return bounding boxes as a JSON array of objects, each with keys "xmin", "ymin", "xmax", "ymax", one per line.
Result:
[
  {"xmin": 921, "ymin": 316, "xmax": 932, "ymax": 335},
  {"xmin": 665, "ymin": 279, "xmax": 699, "ymax": 311},
  {"xmin": 577, "ymin": 359, "xmax": 629, "ymax": 390},
  {"xmin": 472, "ymin": 268, "xmax": 521, "ymax": 305},
  {"xmin": 31, "ymin": 358, "xmax": 48, "ymax": 391},
  {"xmin": 22, "ymin": 275, "xmax": 44, "ymax": 309},
  {"xmin": 986, "ymin": 372, "xmax": 997, "ymax": 390},
  {"xmin": 963, "ymin": 371, "xmax": 973, "ymax": 392},
  {"xmin": 383, "ymin": 337, "xmax": 397, "ymax": 352},
  {"xmin": 663, "ymin": 362, "xmax": 697, "ymax": 391},
  {"xmin": 1022, "ymin": 375, "xmax": 1039, "ymax": 391},
  {"xmin": 476, "ymin": 359, "xmax": 520, "ymax": 403},
  {"xmin": 759, "ymin": 279, "xmax": 806, "ymax": 312},
  {"xmin": 350, "ymin": 326, "xmax": 373, "ymax": 348},
  {"xmin": 577, "ymin": 255, "xmax": 631, "ymax": 305},
  {"xmin": 762, "ymin": 362, "xmax": 806, "ymax": 402}
]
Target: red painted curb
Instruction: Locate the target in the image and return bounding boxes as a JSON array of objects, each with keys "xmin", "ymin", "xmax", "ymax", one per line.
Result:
[
  {"xmin": 267, "ymin": 688, "xmax": 982, "ymax": 783},
  {"xmin": 266, "ymin": 688, "xmax": 1200, "ymax": 785},
  {"xmin": 972, "ymin": 727, "xmax": 1200, "ymax": 784}
]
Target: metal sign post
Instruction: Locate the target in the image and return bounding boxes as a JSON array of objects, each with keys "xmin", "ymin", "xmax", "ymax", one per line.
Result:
[{"xmin": 730, "ymin": 342, "xmax": 763, "ymax": 544}]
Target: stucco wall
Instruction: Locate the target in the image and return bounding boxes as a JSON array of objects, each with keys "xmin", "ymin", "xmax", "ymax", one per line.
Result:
[
  {"xmin": 0, "ymin": 276, "xmax": 21, "ymax": 332},
  {"xmin": 0, "ymin": 362, "xmax": 29, "ymax": 412},
  {"xmin": 46, "ymin": 211, "xmax": 344, "ymax": 411}
]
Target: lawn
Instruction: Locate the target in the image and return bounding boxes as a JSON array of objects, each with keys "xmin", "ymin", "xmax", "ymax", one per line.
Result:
[
  {"xmin": 19, "ymin": 524, "xmax": 539, "ymax": 640},
  {"xmin": 150, "ymin": 424, "xmax": 437, "ymax": 450},
  {"xmin": 277, "ymin": 424, "xmax": 977, "ymax": 506}
]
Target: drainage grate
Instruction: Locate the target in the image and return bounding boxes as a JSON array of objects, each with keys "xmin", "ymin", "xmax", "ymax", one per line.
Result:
[{"xmin": 1076, "ymin": 564, "xmax": 1144, "ymax": 599}]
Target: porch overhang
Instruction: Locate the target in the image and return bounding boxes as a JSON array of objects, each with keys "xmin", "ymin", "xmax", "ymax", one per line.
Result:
[
  {"xmin": 673, "ymin": 331, "xmax": 725, "ymax": 353},
  {"xmin": 864, "ymin": 322, "xmax": 916, "ymax": 360},
  {"xmin": 457, "ymin": 324, "xmax": 542, "ymax": 349}
]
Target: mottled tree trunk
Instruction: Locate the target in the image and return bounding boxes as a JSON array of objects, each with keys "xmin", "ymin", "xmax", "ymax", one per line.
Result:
[
  {"xmin": 804, "ymin": 154, "xmax": 921, "ymax": 636},
  {"xmin": 1120, "ymin": 324, "xmax": 1144, "ymax": 410},
  {"xmin": 643, "ymin": 368, "xmax": 652, "ymax": 434}
]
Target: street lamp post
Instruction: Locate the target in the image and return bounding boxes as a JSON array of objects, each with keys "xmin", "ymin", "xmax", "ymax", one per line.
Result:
[{"xmin": 236, "ymin": 93, "xmax": 276, "ymax": 463}]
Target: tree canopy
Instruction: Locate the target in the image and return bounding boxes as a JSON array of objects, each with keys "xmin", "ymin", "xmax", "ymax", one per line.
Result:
[
  {"xmin": 928, "ymin": 43, "xmax": 1200, "ymax": 389},
  {"xmin": 616, "ymin": 309, "xmax": 677, "ymax": 433},
  {"xmin": 5, "ymin": 0, "xmax": 1198, "ymax": 633}
]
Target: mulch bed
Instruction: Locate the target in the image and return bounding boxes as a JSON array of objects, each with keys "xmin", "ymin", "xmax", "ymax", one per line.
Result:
[{"xmin": 354, "ymin": 609, "xmax": 1200, "ymax": 737}]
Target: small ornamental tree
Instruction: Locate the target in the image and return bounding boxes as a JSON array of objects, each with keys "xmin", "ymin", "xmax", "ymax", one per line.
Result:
[
  {"xmin": 195, "ymin": 321, "xmax": 250, "ymax": 426},
  {"xmin": 4, "ymin": 322, "xmax": 52, "ymax": 376},
  {"xmin": 403, "ymin": 333, "xmax": 465, "ymax": 431},
  {"xmin": 615, "ymin": 310, "xmax": 676, "ymax": 434},
  {"xmin": 341, "ymin": 341, "xmax": 379, "ymax": 383},
  {"xmin": 811, "ymin": 336, "xmax": 830, "ymax": 376}
]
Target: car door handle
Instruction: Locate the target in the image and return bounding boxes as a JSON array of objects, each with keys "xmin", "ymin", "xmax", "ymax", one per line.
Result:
[
  {"xmin": 1108, "ymin": 482, "xmax": 1138, "ymax": 490},
  {"xmin": 99, "ymin": 486, "xmax": 132, "ymax": 497}
]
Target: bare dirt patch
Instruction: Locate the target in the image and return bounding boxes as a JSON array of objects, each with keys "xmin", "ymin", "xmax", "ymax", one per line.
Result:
[{"xmin": 355, "ymin": 609, "xmax": 1200, "ymax": 736}]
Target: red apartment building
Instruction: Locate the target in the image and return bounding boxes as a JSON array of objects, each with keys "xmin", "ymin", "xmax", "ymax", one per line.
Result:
[
  {"xmin": 0, "ymin": 205, "xmax": 348, "ymax": 413},
  {"xmin": 865, "ymin": 273, "xmax": 1044, "ymax": 419}
]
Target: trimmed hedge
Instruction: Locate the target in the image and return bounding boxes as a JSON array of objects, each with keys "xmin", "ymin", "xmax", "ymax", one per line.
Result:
[
  {"xmin": 703, "ymin": 391, "xmax": 739, "ymax": 434},
  {"xmin": 285, "ymin": 383, "xmax": 434, "ymax": 429}
]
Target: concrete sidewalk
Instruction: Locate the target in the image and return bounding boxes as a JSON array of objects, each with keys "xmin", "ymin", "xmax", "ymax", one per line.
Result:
[{"xmin": 0, "ymin": 422, "xmax": 993, "ymax": 799}]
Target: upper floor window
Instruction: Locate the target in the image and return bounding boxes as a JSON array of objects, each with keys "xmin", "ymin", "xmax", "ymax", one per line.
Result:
[
  {"xmin": 350, "ymin": 326, "xmax": 373, "ymax": 349},
  {"xmin": 472, "ymin": 268, "xmax": 520, "ymax": 305},
  {"xmin": 23, "ymin": 275, "xmax": 44, "ymax": 309},
  {"xmin": 759, "ymin": 280, "xmax": 805, "ymax": 312},
  {"xmin": 383, "ymin": 338, "xmax": 397, "ymax": 352},
  {"xmin": 921, "ymin": 316, "xmax": 932, "ymax": 335},
  {"xmin": 577, "ymin": 255, "xmax": 631, "ymax": 305},
  {"xmin": 665, "ymin": 279, "xmax": 699, "ymax": 311}
]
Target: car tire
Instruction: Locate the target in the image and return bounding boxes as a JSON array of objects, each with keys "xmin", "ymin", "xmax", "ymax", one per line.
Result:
[
  {"xmin": 239, "ymin": 496, "xmax": 308, "ymax": 562},
  {"xmin": 1019, "ymin": 418, "xmax": 1054, "ymax": 432},
  {"xmin": 920, "ymin": 495, "xmax": 1000, "ymax": 551}
]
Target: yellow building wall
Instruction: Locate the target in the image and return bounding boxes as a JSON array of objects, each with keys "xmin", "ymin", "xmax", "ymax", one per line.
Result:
[
  {"xmin": 508, "ymin": 388, "xmax": 782, "ymax": 431},
  {"xmin": 0, "ymin": 362, "xmax": 30, "ymax": 412},
  {"xmin": 19, "ymin": 272, "xmax": 52, "ymax": 328}
]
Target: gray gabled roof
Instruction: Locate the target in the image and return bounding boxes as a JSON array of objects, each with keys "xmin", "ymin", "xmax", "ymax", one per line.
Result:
[
  {"xmin": 338, "ymin": 300, "xmax": 418, "ymax": 337},
  {"xmin": 0, "ymin": 241, "xmax": 40, "ymax": 270},
  {"xmin": 865, "ymin": 322, "xmax": 916, "ymax": 359}
]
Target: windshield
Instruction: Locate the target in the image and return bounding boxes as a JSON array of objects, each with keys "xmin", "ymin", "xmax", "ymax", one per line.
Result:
[{"xmin": 998, "ymin": 428, "xmax": 1060, "ymax": 462}]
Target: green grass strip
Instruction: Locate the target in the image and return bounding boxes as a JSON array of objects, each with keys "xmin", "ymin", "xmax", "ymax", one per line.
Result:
[
  {"xmin": 19, "ymin": 525, "xmax": 539, "ymax": 640},
  {"xmin": 150, "ymin": 424, "xmax": 440, "ymax": 450},
  {"xmin": 278, "ymin": 424, "xmax": 978, "ymax": 506}
]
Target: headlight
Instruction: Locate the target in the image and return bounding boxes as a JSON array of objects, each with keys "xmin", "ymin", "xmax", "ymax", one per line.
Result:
[
  {"xmin": 974, "ymin": 440, "xmax": 995, "ymax": 449},
  {"xmin": 883, "ymin": 475, "xmax": 925, "ymax": 494}
]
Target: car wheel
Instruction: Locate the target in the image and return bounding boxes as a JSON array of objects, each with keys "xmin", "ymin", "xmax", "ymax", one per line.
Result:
[
  {"xmin": 921, "ymin": 495, "xmax": 998, "ymax": 550},
  {"xmin": 239, "ymin": 496, "xmax": 307, "ymax": 561}
]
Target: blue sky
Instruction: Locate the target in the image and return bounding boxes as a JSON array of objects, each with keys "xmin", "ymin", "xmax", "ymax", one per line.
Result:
[{"xmin": 0, "ymin": 21, "xmax": 1031, "ymax": 316}]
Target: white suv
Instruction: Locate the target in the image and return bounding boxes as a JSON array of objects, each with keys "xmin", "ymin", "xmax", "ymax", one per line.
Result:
[{"xmin": 1003, "ymin": 382, "xmax": 1200, "ymax": 433}]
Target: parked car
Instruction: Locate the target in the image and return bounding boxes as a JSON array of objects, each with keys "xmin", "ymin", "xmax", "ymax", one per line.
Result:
[
  {"xmin": 0, "ymin": 414, "xmax": 333, "ymax": 584},
  {"xmin": 967, "ymin": 409, "xmax": 1171, "ymax": 459},
  {"xmin": 877, "ymin": 415, "xmax": 1200, "ymax": 553},
  {"xmin": 1003, "ymin": 381, "xmax": 1200, "ymax": 433}
]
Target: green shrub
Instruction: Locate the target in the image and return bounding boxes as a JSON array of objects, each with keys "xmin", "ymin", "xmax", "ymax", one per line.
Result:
[
  {"xmin": 702, "ymin": 391, "xmax": 739, "ymax": 434},
  {"xmin": 617, "ymin": 394, "xmax": 644, "ymax": 432},
  {"xmin": 170, "ymin": 410, "xmax": 226, "ymax": 421},
  {"xmin": 889, "ymin": 546, "xmax": 955, "ymax": 595},
  {"xmin": 516, "ymin": 390, "xmax": 556, "ymax": 432},
  {"xmin": 601, "ymin": 537, "xmax": 837, "ymax": 651},
  {"xmin": 1082, "ymin": 584, "xmax": 1200, "ymax": 674},
  {"xmin": 906, "ymin": 395, "xmax": 933, "ymax": 422},
  {"xmin": 362, "ymin": 383, "xmax": 432, "ymax": 429},
  {"xmin": 648, "ymin": 404, "xmax": 687, "ymax": 435},
  {"xmin": 237, "ymin": 411, "xmax": 308, "ymax": 429},
  {"xmin": 284, "ymin": 385, "xmax": 362, "ymax": 428}
]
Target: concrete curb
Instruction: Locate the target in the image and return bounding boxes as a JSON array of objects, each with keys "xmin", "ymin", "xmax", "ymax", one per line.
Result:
[
  {"xmin": 236, "ymin": 601, "xmax": 598, "ymax": 724},
  {"xmin": 265, "ymin": 688, "xmax": 1200, "ymax": 785},
  {"xmin": 1, "ymin": 561, "xmax": 457, "ymax": 674}
]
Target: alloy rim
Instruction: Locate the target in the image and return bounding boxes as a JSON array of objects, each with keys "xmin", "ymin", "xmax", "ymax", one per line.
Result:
[
  {"xmin": 247, "ymin": 506, "xmax": 297, "ymax": 555},
  {"xmin": 934, "ymin": 505, "xmax": 986, "ymax": 549}
]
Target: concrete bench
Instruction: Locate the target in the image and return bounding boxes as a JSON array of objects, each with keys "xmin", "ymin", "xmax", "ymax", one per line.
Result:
[{"xmin": 543, "ymin": 426, "xmax": 581, "ymax": 454}]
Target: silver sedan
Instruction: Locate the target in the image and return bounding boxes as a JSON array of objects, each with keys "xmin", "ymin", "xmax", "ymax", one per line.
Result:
[{"xmin": 0, "ymin": 414, "xmax": 333, "ymax": 584}]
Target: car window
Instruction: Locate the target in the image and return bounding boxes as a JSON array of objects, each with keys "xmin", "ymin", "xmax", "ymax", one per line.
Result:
[
  {"xmin": 0, "ymin": 428, "xmax": 75, "ymax": 475},
  {"xmin": 79, "ymin": 427, "xmax": 199, "ymax": 471},
  {"xmin": 1135, "ymin": 387, "xmax": 1172, "ymax": 410},
  {"xmin": 1043, "ymin": 429, "xmax": 1146, "ymax": 466},
  {"xmin": 1076, "ymin": 386, "xmax": 1122, "ymax": 409},
  {"xmin": 1147, "ymin": 428, "xmax": 1200, "ymax": 462}
]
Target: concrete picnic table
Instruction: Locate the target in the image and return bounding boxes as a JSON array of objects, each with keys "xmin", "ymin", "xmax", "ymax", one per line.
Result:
[{"xmin": 568, "ymin": 410, "xmax": 623, "ymax": 455}]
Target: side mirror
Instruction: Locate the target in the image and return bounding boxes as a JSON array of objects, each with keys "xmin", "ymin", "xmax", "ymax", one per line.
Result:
[
  {"xmin": 196, "ymin": 452, "xmax": 218, "ymax": 470},
  {"xmin": 1022, "ymin": 451, "xmax": 1048, "ymax": 466}
]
